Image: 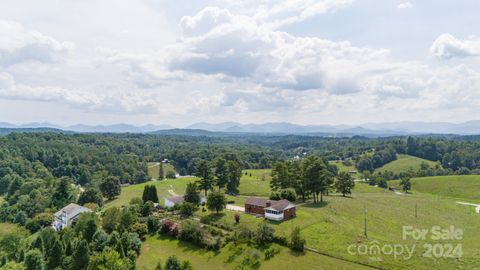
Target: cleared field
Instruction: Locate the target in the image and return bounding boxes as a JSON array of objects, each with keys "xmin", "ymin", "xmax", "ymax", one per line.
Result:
[
  {"xmin": 105, "ymin": 177, "xmax": 197, "ymax": 208},
  {"xmin": 391, "ymin": 175, "xmax": 480, "ymax": 202},
  {"xmin": 238, "ymin": 169, "xmax": 272, "ymax": 197},
  {"xmin": 147, "ymin": 162, "xmax": 176, "ymax": 180},
  {"xmin": 136, "ymin": 235, "xmax": 371, "ymax": 270},
  {"xmin": 329, "ymin": 160, "xmax": 356, "ymax": 173},
  {"xmin": 375, "ymin": 154, "xmax": 438, "ymax": 174},
  {"xmin": 110, "ymin": 170, "xmax": 480, "ymax": 269}
]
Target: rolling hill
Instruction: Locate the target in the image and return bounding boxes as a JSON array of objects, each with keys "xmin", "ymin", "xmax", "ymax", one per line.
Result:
[
  {"xmin": 375, "ymin": 154, "xmax": 439, "ymax": 174},
  {"xmin": 391, "ymin": 175, "xmax": 480, "ymax": 202}
]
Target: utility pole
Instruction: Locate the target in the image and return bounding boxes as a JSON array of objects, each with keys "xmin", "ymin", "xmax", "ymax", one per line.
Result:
[
  {"xmin": 415, "ymin": 203, "xmax": 418, "ymax": 219},
  {"xmin": 364, "ymin": 205, "xmax": 368, "ymax": 238}
]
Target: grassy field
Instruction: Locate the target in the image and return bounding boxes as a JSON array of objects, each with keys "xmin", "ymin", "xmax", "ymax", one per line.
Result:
[
  {"xmin": 238, "ymin": 169, "xmax": 272, "ymax": 197},
  {"xmin": 391, "ymin": 175, "xmax": 480, "ymax": 202},
  {"xmin": 137, "ymin": 235, "xmax": 371, "ymax": 270},
  {"xmin": 329, "ymin": 160, "xmax": 356, "ymax": 173},
  {"xmin": 105, "ymin": 177, "xmax": 197, "ymax": 208},
  {"xmin": 109, "ymin": 169, "xmax": 480, "ymax": 269},
  {"xmin": 147, "ymin": 162, "xmax": 176, "ymax": 180},
  {"xmin": 375, "ymin": 154, "xmax": 439, "ymax": 174}
]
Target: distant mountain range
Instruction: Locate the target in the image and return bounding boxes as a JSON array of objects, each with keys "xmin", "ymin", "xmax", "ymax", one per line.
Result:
[{"xmin": 1, "ymin": 121, "xmax": 480, "ymax": 136}]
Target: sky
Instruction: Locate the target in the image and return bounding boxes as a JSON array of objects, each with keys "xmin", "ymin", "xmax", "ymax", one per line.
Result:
[{"xmin": 0, "ymin": 0, "xmax": 479, "ymax": 127}]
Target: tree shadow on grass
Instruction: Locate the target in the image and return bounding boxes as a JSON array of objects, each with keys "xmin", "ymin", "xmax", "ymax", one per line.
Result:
[
  {"xmin": 302, "ymin": 201, "xmax": 329, "ymax": 208},
  {"xmin": 329, "ymin": 194, "xmax": 355, "ymax": 199},
  {"xmin": 288, "ymin": 250, "xmax": 307, "ymax": 257}
]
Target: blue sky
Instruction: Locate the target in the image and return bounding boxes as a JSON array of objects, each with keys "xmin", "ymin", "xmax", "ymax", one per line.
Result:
[{"xmin": 0, "ymin": 0, "xmax": 479, "ymax": 126}]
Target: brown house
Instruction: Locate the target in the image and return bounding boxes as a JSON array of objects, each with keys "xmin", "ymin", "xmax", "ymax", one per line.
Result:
[{"xmin": 245, "ymin": 197, "xmax": 296, "ymax": 221}]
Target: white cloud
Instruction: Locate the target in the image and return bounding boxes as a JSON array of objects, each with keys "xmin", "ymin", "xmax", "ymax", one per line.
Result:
[
  {"xmin": 397, "ymin": 2, "xmax": 413, "ymax": 9},
  {"xmin": 0, "ymin": 20, "xmax": 73, "ymax": 66},
  {"xmin": 220, "ymin": 0, "xmax": 355, "ymax": 28},
  {"xmin": 430, "ymin": 33, "xmax": 480, "ymax": 59},
  {"xmin": 170, "ymin": 7, "xmax": 389, "ymax": 93}
]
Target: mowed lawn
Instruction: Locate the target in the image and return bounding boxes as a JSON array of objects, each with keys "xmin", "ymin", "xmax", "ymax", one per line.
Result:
[
  {"xmin": 147, "ymin": 162, "xmax": 176, "ymax": 180},
  {"xmin": 137, "ymin": 235, "xmax": 372, "ymax": 270},
  {"xmin": 375, "ymin": 154, "xmax": 439, "ymax": 174},
  {"xmin": 391, "ymin": 175, "xmax": 480, "ymax": 202}
]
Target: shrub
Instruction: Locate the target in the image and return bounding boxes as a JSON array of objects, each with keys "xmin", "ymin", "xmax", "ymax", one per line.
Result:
[
  {"xmin": 166, "ymin": 171, "xmax": 176, "ymax": 179},
  {"xmin": 234, "ymin": 213, "xmax": 240, "ymax": 224},
  {"xmin": 147, "ymin": 216, "xmax": 160, "ymax": 233},
  {"xmin": 179, "ymin": 202, "xmax": 197, "ymax": 217},
  {"xmin": 165, "ymin": 255, "xmax": 181, "ymax": 270},
  {"xmin": 290, "ymin": 227, "xmax": 306, "ymax": 252},
  {"xmin": 178, "ymin": 220, "xmax": 203, "ymax": 245},
  {"xmin": 130, "ymin": 223, "xmax": 148, "ymax": 240},
  {"xmin": 160, "ymin": 220, "xmax": 179, "ymax": 237},
  {"xmin": 26, "ymin": 213, "xmax": 53, "ymax": 233},
  {"xmin": 269, "ymin": 192, "xmax": 281, "ymax": 200},
  {"xmin": 264, "ymin": 246, "xmax": 280, "ymax": 260},
  {"xmin": 255, "ymin": 223, "xmax": 275, "ymax": 246},
  {"xmin": 280, "ymin": 188, "xmax": 297, "ymax": 201}
]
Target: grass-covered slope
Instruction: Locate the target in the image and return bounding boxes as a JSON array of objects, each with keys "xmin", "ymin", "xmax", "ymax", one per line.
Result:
[
  {"xmin": 136, "ymin": 236, "xmax": 371, "ymax": 270},
  {"xmin": 147, "ymin": 162, "xmax": 176, "ymax": 180},
  {"xmin": 392, "ymin": 175, "xmax": 480, "ymax": 202},
  {"xmin": 375, "ymin": 154, "xmax": 438, "ymax": 174}
]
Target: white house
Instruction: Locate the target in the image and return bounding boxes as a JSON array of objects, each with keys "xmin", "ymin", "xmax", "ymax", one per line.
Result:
[
  {"xmin": 164, "ymin": 195, "xmax": 206, "ymax": 208},
  {"xmin": 52, "ymin": 203, "xmax": 92, "ymax": 231}
]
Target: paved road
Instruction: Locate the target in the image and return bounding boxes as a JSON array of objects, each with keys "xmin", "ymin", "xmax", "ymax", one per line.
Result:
[{"xmin": 226, "ymin": 204, "xmax": 245, "ymax": 212}]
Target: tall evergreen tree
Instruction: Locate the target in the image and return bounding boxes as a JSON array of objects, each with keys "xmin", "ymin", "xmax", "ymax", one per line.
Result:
[
  {"xmin": 24, "ymin": 249, "xmax": 44, "ymax": 270},
  {"xmin": 226, "ymin": 160, "xmax": 242, "ymax": 194},
  {"xmin": 158, "ymin": 163, "xmax": 165, "ymax": 180},
  {"xmin": 52, "ymin": 177, "xmax": 74, "ymax": 208},
  {"xmin": 194, "ymin": 160, "xmax": 214, "ymax": 197},
  {"xmin": 183, "ymin": 182, "xmax": 200, "ymax": 205},
  {"xmin": 214, "ymin": 158, "xmax": 228, "ymax": 190},
  {"xmin": 142, "ymin": 185, "xmax": 159, "ymax": 203},
  {"xmin": 47, "ymin": 238, "xmax": 64, "ymax": 269},
  {"xmin": 72, "ymin": 240, "xmax": 89, "ymax": 270}
]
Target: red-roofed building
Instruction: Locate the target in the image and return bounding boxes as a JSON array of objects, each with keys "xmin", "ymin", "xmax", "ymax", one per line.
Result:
[{"xmin": 245, "ymin": 197, "xmax": 296, "ymax": 221}]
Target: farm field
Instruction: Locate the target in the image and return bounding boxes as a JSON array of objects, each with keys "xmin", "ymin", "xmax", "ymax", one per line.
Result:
[
  {"xmin": 375, "ymin": 154, "xmax": 438, "ymax": 174},
  {"xmin": 147, "ymin": 162, "xmax": 176, "ymax": 180},
  {"xmin": 390, "ymin": 175, "xmax": 480, "ymax": 202},
  {"xmin": 109, "ymin": 169, "xmax": 480, "ymax": 270}
]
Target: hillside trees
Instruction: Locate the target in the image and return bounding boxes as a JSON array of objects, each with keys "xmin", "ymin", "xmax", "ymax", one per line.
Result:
[
  {"xmin": 270, "ymin": 157, "xmax": 334, "ymax": 202},
  {"xmin": 78, "ymin": 188, "xmax": 104, "ymax": 206},
  {"xmin": 100, "ymin": 176, "xmax": 121, "ymax": 200}
]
